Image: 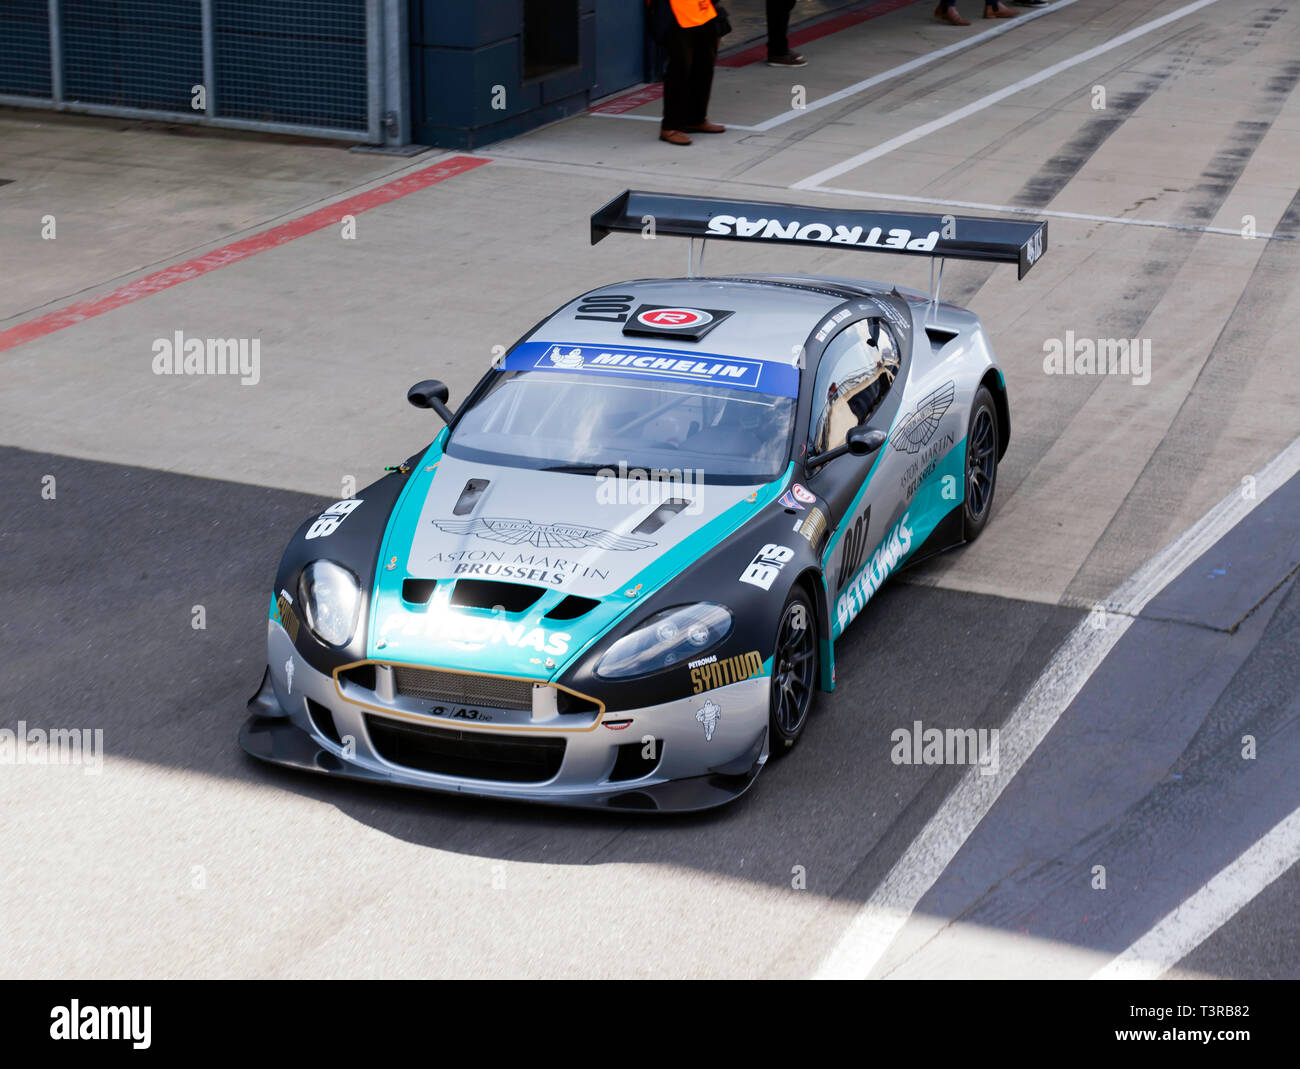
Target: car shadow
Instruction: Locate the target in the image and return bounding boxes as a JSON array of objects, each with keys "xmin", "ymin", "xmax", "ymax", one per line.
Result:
[{"xmin": 20, "ymin": 445, "xmax": 1292, "ymax": 979}]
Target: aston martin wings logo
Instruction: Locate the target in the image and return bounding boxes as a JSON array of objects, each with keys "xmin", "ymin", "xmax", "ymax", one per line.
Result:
[
  {"xmin": 432, "ymin": 517, "xmax": 656, "ymax": 550},
  {"xmin": 890, "ymin": 381, "xmax": 956, "ymax": 455}
]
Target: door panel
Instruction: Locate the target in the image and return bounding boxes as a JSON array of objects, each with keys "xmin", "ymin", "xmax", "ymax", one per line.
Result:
[{"xmin": 807, "ymin": 312, "xmax": 966, "ymax": 639}]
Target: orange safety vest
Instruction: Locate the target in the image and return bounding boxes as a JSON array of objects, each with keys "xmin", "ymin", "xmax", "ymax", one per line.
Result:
[{"xmin": 669, "ymin": 0, "xmax": 717, "ymax": 28}]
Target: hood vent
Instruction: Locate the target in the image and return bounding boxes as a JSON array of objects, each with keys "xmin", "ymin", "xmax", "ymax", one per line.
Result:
[
  {"xmin": 633, "ymin": 498, "xmax": 690, "ymax": 535},
  {"xmin": 544, "ymin": 595, "xmax": 602, "ymax": 621},
  {"xmin": 453, "ymin": 478, "xmax": 490, "ymax": 516},
  {"xmin": 450, "ymin": 579, "xmax": 546, "ymax": 613},
  {"xmin": 402, "ymin": 578, "xmax": 437, "ymax": 604}
]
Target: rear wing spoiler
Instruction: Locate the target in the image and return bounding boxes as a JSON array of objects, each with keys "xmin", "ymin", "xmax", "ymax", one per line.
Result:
[{"xmin": 591, "ymin": 190, "xmax": 1047, "ymax": 280}]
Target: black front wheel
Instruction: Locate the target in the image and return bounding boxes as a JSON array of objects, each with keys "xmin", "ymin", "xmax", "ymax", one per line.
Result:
[
  {"xmin": 768, "ymin": 588, "xmax": 818, "ymax": 754},
  {"xmin": 963, "ymin": 385, "xmax": 999, "ymax": 541}
]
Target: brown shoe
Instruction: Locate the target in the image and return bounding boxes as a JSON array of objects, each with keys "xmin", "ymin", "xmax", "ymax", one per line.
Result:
[
  {"xmin": 682, "ymin": 121, "xmax": 726, "ymax": 133},
  {"xmin": 659, "ymin": 129, "xmax": 692, "ymax": 145},
  {"xmin": 934, "ymin": 5, "xmax": 971, "ymax": 25},
  {"xmin": 984, "ymin": 3, "xmax": 1020, "ymax": 15}
]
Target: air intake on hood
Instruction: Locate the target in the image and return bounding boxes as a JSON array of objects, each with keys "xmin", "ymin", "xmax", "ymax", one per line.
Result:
[
  {"xmin": 544, "ymin": 595, "xmax": 601, "ymax": 621},
  {"xmin": 633, "ymin": 498, "xmax": 690, "ymax": 535},
  {"xmin": 450, "ymin": 579, "xmax": 546, "ymax": 613},
  {"xmin": 402, "ymin": 578, "xmax": 437, "ymax": 604},
  {"xmin": 453, "ymin": 478, "xmax": 490, "ymax": 516}
]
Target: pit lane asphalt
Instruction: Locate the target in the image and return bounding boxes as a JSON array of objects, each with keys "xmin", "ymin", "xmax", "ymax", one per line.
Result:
[
  {"xmin": 2, "ymin": 444, "xmax": 1295, "ymax": 977},
  {"xmin": 0, "ymin": 444, "xmax": 1082, "ymax": 976}
]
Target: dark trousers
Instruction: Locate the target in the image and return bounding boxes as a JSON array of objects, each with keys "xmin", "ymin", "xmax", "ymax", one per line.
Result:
[
  {"xmin": 767, "ymin": 0, "xmax": 796, "ymax": 58},
  {"xmin": 662, "ymin": 21, "xmax": 717, "ymax": 131}
]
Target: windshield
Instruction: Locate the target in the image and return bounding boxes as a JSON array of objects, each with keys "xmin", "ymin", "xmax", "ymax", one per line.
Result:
[{"xmin": 446, "ymin": 369, "xmax": 796, "ymax": 483}]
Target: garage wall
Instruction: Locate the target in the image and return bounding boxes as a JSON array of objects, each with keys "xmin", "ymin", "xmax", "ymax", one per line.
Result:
[{"xmin": 408, "ymin": 0, "xmax": 648, "ymax": 149}]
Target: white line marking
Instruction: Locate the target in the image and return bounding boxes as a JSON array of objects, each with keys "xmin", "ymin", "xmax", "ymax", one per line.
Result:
[
  {"xmin": 814, "ymin": 433, "xmax": 1300, "ymax": 980},
  {"xmin": 589, "ymin": 111, "xmax": 762, "ymax": 132},
  {"xmin": 751, "ymin": 0, "xmax": 1080, "ymax": 132},
  {"xmin": 588, "ymin": 0, "xmax": 1077, "ymax": 132},
  {"xmin": 793, "ymin": 184, "xmax": 1298, "ymax": 241},
  {"xmin": 1092, "ymin": 806, "xmax": 1300, "ymax": 980},
  {"xmin": 792, "ymin": 0, "xmax": 1223, "ymax": 190}
]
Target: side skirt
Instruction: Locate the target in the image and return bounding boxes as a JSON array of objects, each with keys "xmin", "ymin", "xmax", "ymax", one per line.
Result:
[{"xmin": 900, "ymin": 503, "xmax": 966, "ymax": 571}]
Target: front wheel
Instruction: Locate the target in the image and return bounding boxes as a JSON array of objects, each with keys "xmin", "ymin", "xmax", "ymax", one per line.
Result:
[
  {"xmin": 768, "ymin": 588, "xmax": 818, "ymax": 755},
  {"xmin": 963, "ymin": 385, "xmax": 999, "ymax": 541}
]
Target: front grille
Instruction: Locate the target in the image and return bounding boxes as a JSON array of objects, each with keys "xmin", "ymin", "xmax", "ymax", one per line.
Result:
[
  {"xmin": 391, "ymin": 667, "xmax": 534, "ymax": 711},
  {"xmin": 365, "ymin": 716, "xmax": 565, "ymax": 783}
]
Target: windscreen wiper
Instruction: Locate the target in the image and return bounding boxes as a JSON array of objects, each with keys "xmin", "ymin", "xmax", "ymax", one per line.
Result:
[{"xmin": 540, "ymin": 462, "xmax": 630, "ymax": 475}]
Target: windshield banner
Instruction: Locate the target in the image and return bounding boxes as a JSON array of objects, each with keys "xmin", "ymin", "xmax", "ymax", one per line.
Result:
[{"xmin": 504, "ymin": 341, "xmax": 800, "ymax": 398}]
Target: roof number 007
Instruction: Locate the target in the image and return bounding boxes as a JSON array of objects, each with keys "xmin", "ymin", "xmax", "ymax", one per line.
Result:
[{"xmin": 575, "ymin": 294, "xmax": 634, "ymax": 323}]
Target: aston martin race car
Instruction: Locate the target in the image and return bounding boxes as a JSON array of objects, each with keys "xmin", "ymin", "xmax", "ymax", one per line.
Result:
[{"xmin": 240, "ymin": 191, "xmax": 1047, "ymax": 811}]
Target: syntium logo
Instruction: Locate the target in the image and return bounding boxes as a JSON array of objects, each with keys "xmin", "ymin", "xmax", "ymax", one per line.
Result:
[{"xmin": 836, "ymin": 506, "xmax": 870, "ymax": 592}]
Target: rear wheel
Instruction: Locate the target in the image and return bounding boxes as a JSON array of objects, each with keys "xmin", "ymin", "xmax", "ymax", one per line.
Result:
[
  {"xmin": 768, "ymin": 588, "xmax": 818, "ymax": 754},
  {"xmin": 963, "ymin": 385, "xmax": 999, "ymax": 541}
]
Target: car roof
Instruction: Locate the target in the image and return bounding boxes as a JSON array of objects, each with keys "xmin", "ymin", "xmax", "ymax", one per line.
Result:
[{"xmin": 532, "ymin": 277, "xmax": 859, "ymax": 365}]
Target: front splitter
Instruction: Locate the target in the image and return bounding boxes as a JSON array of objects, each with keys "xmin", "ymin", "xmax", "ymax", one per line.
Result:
[{"xmin": 239, "ymin": 711, "xmax": 765, "ymax": 814}]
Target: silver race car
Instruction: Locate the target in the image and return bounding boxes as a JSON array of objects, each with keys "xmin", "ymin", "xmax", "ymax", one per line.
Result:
[{"xmin": 240, "ymin": 191, "xmax": 1046, "ymax": 811}]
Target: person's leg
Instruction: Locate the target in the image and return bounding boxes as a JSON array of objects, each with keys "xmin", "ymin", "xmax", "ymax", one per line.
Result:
[
  {"xmin": 685, "ymin": 24, "xmax": 716, "ymax": 128},
  {"xmin": 766, "ymin": 0, "xmax": 793, "ymax": 59},
  {"xmin": 661, "ymin": 23, "xmax": 694, "ymax": 134}
]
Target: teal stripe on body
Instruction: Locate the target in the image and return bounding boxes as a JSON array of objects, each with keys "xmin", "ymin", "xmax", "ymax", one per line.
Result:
[{"xmin": 829, "ymin": 436, "xmax": 965, "ymax": 641}]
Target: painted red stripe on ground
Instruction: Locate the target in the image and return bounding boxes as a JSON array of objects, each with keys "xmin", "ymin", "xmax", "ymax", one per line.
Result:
[
  {"xmin": 0, "ymin": 154, "xmax": 490, "ymax": 354},
  {"xmin": 718, "ymin": 0, "xmax": 918, "ymax": 67},
  {"xmin": 590, "ymin": 83, "xmax": 666, "ymax": 115}
]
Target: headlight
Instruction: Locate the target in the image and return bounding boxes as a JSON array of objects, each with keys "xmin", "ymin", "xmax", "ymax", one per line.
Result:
[
  {"xmin": 595, "ymin": 603, "xmax": 732, "ymax": 680},
  {"xmin": 298, "ymin": 560, "xmax": 361, "ymax": 647}
]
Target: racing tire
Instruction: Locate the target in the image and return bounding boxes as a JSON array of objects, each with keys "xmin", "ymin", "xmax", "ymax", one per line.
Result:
[
  {"xmin": 962, "ymin": 385, "xmax": 999, "ymax": 542},
  {"xmin": 768, "ymin": 587, "xmax": 818, "ymax": 755}
]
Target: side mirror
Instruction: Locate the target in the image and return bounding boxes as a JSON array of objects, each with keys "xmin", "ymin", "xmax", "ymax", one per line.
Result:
[
  {"xmin": 807, "ymin": 425, "xmax": 887, "ymax": 471},
  {"xmin": 407, "ymin": 379, "xmax": 454, "ymax": 425},
  {"xmin": 847, "ymin": 426, "xmax": 888, "ymax": 456}
]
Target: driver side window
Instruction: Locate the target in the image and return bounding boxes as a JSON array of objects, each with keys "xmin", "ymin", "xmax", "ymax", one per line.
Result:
[{"xmin": 808, "ymin": 319, "xmax": 900, "ymax": 455}]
